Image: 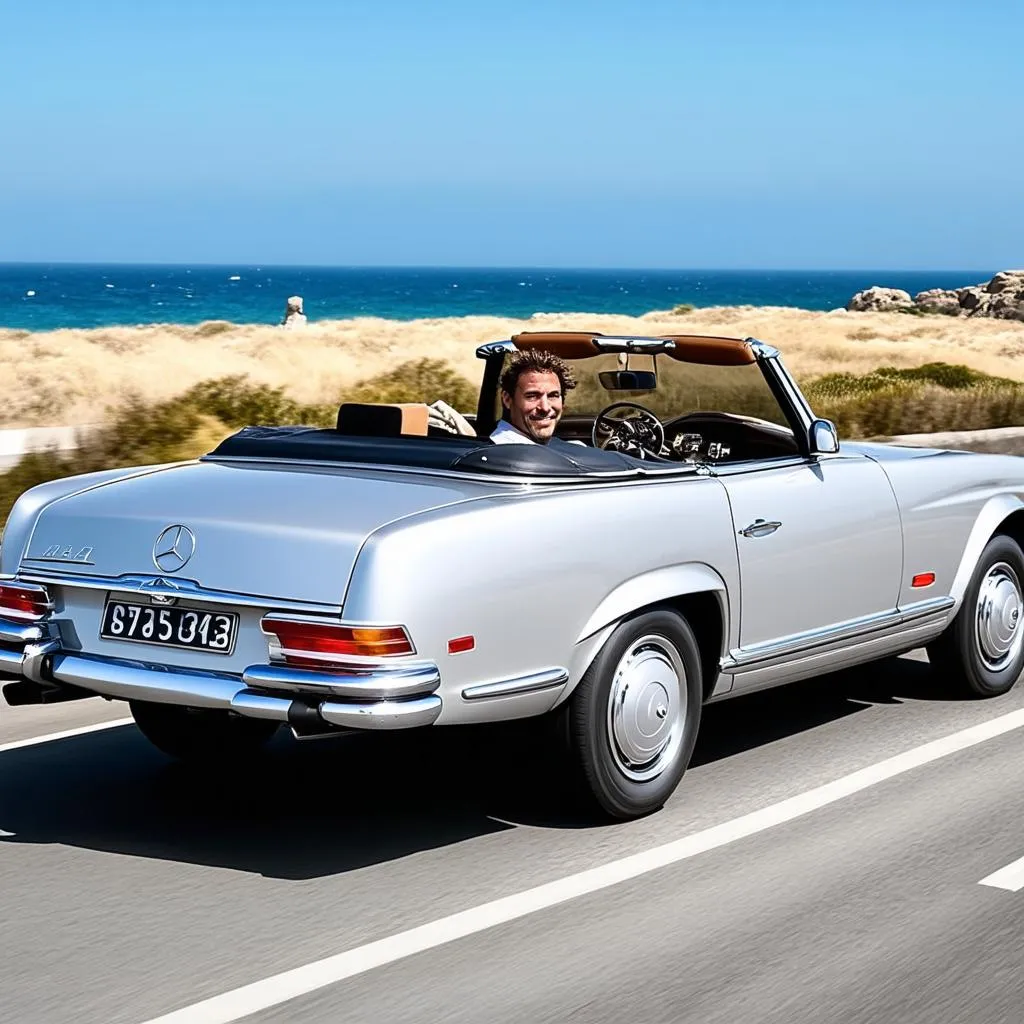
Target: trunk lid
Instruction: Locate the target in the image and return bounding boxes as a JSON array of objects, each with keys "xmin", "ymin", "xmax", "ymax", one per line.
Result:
[{"xmin": 20, "ymin": 460, "xmax": 499, "ymax": 606}]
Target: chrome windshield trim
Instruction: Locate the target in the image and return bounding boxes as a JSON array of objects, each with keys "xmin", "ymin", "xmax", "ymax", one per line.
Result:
[
  {"xmin": 722, "ymin": 597, "xmax": 954, "ymax": 672},
  {"xmin": 462, "ymin": 667, "xmax": 569, "ymax": 701},
  {"xmin": 476, "ymin": 339, "xmax": 516, "ymax": 359},
  {"xmin": 12, "ymin": 570, "xmax": 342, "ymax": 614},
  {"xmin": 746, "ymin": 336, "xmax": 781, "ymax": 360}
]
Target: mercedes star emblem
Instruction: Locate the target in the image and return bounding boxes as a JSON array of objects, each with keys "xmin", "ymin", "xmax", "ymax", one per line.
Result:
[{"xmin": 152, "ymin": 525, "xmax": 196, "ymax": 573}]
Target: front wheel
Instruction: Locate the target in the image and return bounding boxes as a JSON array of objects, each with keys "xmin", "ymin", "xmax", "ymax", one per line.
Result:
[
  {"xmin": 927, "ymin": 533, "xmax": 1024, "ymax": 698},
  {"xmin": 130, "ymin": 701, "xmax": 279, "ymax": 762},
  {"xmin": 563, "ymin": 609, "xmax": 702, "ymax": 820}
]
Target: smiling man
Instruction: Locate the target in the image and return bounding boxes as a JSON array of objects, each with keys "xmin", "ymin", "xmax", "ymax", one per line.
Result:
[{"xmin": 491, "ymin": 349, "xmax": 577, "ymax": 445}]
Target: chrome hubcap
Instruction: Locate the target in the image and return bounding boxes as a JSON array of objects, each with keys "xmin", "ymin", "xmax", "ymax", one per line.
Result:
[
  {"xmin": 976, "ymin": 561, "xmax": 1024, "ymax": 671},
  {"xmin": 607, "ymin": 634, "xmax": 686, "ymax": 782}
]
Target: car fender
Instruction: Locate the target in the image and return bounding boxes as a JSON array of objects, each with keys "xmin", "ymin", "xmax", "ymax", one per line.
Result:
[
  {"xmin": 574, "ymin": 562, "xmax": 730, "ymax": 645},
  {"xmin": 949, "ymin": 493, "xmax": 1024, "ymax": 610}
]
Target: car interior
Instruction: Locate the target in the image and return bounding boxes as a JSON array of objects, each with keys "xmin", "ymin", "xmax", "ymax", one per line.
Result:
[{"xmin": 207, "ymin": 332, "xmax": 806, "ymax": 476}]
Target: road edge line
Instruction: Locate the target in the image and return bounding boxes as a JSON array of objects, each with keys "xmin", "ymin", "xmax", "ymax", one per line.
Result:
[
  {"xmin": 0, "ymin": 717, "xmax": 133, "ymax": 754},
  {"xmin": 138, "ymin": 706, "xmax": 1024, "ymax": 1024}
]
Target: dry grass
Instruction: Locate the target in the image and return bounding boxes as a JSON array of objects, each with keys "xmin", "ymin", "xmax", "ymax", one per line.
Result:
[{"xmin": 5, "ymin": 306, "xmax": 1024, "ymax": 428}]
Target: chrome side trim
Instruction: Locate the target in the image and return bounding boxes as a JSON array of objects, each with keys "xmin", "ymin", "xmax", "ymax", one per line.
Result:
[
  {"xmin": 242, "ymin": 662, "xmax": 440, "ymax": 700},
  {"xmin": 14, "ymin": 570, "xmax": 342, "ymax": 614},
  {"xmin": 901, "ymin": 596, "xmax": 957, "ymax": 622},
  {"xmin": 320, "ymin": 695, "xmax": 442, "ymax": 730},
  {"xmin": 722, "ymin": 597, "xmax": 955, "ymax": 673},
  {"xmin": 462, "ymin": 667, "xmax": 569, "ymax": 701}
]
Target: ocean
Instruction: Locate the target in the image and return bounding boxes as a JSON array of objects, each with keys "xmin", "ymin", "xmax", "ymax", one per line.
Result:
[{"xmin": 0, "ymin": 263, "xmax": 990, "ymax": 332}]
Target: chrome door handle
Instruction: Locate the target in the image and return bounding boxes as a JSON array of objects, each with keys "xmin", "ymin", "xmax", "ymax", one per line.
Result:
[{"xmin": 740, "ymin": 518, "xmax": 782, "ymax": 538}]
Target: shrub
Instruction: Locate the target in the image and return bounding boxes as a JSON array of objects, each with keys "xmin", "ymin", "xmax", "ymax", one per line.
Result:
[
  {"xmin": 193, "ymin": 320, "xmax": 236, "ymax": 337},
  {"xmin": 671, "ymin": 303, "xmax": 695, "ymax": 315},
  {"xmin": 344, "ymin": 358, "xmax": 477, "ymax": 412},
  {"xmin": 2, "ymin": 357, "xmax": 1022, "ymax": 529},
  {"xmin": 0, "ymin": 359, "xmax": 478, "ymax": 525},
  {"xmin": 801, "ymin": 362, "xmax": 1024, "ymax": 437}
]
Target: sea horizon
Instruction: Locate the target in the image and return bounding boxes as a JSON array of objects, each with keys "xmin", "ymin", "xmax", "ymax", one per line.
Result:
[{"xmin": 0, "ymin": 262, "xmax": 997, "ymax": 333}]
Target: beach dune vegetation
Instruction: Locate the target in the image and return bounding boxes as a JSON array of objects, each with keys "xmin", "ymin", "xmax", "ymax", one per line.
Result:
[{"xmin": 2, "ymin": 357, "xmax": 1024, "ymax": 525}]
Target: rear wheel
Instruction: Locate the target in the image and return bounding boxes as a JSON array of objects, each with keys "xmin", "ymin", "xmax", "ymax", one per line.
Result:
[
  {"xmin": 927, "ymin": 534, "xmax": 1024, "ymax": 697},
  {"xmin": 130, "ymin": 701, "xmax": 279, "ymax": 762},
  {"xmin": 564, "ymin": 609, "xmax": 702, "ymax": 820}
]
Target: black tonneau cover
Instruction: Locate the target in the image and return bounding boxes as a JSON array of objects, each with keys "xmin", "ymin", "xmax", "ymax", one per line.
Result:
[{"xmin": 205, "ymin": 426, "xmax": 657, "ymax": 478}]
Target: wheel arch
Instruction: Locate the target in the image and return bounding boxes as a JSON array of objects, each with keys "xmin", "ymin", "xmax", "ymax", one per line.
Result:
[
  {"xmin": 950, "ymin": 494, "xmax": 1024, "ymax": 611},
  {"xmin": 571, "ymin": 563, "xmax": 729, "ymax": 703}
]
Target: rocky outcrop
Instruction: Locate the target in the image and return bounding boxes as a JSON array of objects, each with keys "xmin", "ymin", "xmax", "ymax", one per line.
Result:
[
  {"xmin": 845, "ymin": 287, "xmax": 913, "ymax": 312},
  {"xmin": 847, "ymin": 270, "xmax": 1024, "ymax": 320}
]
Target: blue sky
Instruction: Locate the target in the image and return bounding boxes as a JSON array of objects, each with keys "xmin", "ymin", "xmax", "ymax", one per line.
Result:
[{"xmin": 1, "ymin": 0, "xmax": 1020, "ymax": 269}]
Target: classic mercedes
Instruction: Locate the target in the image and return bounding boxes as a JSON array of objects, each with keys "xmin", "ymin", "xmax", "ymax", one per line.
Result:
[{"xmin": 2, "ymin": 331, "xmax": 1024, "ymax": 819}]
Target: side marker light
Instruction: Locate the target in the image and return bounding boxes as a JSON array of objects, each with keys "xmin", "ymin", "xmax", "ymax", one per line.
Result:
[{"xmin": 448, "ymin": 636, "xmax": 475, "ymax": 655}]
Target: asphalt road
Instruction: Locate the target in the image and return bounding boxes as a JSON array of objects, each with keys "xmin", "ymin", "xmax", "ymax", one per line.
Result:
[{"xmin": 3, "ymin": 651, "xmax": 1024, "ymax": 1024}]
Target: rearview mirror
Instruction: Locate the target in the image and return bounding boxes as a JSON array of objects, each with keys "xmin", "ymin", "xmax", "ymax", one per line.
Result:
[
  {"xmin": 598, "ymin": 370, "xmax": 657, "ymax": 391},
  {"xmin": 809, "ymin": 418, "xmax": 839, "ymax": 454}
]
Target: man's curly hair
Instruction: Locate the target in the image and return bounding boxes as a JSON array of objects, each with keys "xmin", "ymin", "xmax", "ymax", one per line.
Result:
[{"xmin": 499, "ymin": 349, "xmax": 577, "ymax": 398}]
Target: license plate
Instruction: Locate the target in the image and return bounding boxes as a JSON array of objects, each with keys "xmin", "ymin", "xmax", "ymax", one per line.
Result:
[{"xmin": 100, "ymin": 599, "xmax": 238, "ymax": 655}]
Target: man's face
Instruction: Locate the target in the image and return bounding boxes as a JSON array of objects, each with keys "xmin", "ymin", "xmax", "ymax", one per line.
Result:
[{"xmin": 502, "ymin": 369, "xmax": 563, "ymax": 443}]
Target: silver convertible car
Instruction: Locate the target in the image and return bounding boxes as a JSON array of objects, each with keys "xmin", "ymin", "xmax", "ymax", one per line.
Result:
[{"xmin": 2, "ymin": 331, "xmax": 1024, "ymax": 819}]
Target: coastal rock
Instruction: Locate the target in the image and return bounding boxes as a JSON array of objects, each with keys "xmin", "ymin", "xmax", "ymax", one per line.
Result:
[
  {"xmin": 848, "ymin": 271, "xmax": 1024, "ymax": 320},
  {"xmin": 846, "ymin": 287, "xmax": 913, "ymax": 312},
  {"xmin": 958, "ymin": 286, "xmax": 984, "ymax": 311},
  {"xmin": 913, "ymin": 288, "xmax": 960, "ymax": 315},
  {"xmin": 985, "ymin": 270, "xmax": 1024, "ymax": 294}
]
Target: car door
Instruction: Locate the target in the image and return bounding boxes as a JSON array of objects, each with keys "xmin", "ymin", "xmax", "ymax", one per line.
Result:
[{"xmin": 716, "ymin": 451, "xmax": 903, "ymax": 661}]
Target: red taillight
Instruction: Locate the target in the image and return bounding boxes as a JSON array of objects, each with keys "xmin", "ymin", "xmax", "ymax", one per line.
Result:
[
  {"xmin": 261, "ymin": 616, "xmax": 414, "ymax": 668},
  {"xmin": 0, "ymin": 582, "xmax": 52, "ymax": 621},
  {"xmin": 911, "ymin": 572, "xmax": 936, "ymax": 588}
]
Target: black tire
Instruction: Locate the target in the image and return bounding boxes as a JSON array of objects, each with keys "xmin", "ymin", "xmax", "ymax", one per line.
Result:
[
  {"xmin": 563, "ymin": 609, "xmax": 702, "ymax": 820},
  {"xmin": 130, "ymin": 700, "xmax": 279, "ymax": 762},
  {"xmin": 927, "ymin": 533, "xmax": 1024, "ymax": 698}
]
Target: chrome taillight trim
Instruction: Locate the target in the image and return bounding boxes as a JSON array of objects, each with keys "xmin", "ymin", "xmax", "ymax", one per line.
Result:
[
  {"xmin": 0, "ymin": 581, "xmax": 54, "ymax": 621},
  {"xmin": 259, "ymin": 614, "xmax": 418, "ymax": 663}
]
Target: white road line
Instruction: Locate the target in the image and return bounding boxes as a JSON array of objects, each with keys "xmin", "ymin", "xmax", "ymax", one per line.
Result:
[
  {"xmin": 139, "ymin": 706, "xmax": 1024, "ymax": 1024},
  {"xmin": 0, "ymin": 717, "xmax": 133, "ymax": 754},
  {"xmin": 979, "ymin": 855, "xmax": 1024, "ymax": 892}
]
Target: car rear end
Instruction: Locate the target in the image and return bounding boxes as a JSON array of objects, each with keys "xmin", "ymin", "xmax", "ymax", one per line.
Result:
[{"xmin": 0, "ymin": 459, "xmax": 497, "ymax": 739}]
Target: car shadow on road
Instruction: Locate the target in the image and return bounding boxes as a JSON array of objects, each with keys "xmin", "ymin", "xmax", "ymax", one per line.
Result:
[{"xmin": 0, "ymin": 652, "xmax": 961, "ymax": 880}]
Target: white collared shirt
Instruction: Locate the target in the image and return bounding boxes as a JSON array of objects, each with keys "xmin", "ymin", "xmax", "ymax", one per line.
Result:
[{"xmin": 489, "ymin": 420, "xmax": 536, "ymax": 445}]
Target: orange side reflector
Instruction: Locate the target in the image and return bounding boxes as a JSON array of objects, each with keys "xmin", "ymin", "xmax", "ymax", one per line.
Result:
[
  {"xmin": 911, "ymin": 572, "xmax": 936, "ymax": 588},
  {"xmin": 447, "ymin": 635, "xmax": 475, "ymax": 655}
]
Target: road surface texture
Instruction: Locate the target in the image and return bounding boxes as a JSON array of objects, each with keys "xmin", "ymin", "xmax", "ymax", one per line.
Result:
[{"xmin": 3, "ymin": 650, "xmax": 1024, "ymax": 1023}]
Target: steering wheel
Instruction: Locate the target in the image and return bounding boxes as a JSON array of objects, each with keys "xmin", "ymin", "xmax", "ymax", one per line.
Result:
[{"xmin": 592, "ymin": 402, "xmax": 665, "ymax": 459}]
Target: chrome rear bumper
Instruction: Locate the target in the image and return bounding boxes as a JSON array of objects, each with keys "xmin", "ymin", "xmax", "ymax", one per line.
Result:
[{"xmin": 0, "ymin": 623, "xmax": 442, "ymax": 732}]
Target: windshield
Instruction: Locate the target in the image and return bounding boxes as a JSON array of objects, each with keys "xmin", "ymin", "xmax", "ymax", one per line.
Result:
[{"xmin": 496, "ymin": 352, "xmax": 794, "ymax": 428}]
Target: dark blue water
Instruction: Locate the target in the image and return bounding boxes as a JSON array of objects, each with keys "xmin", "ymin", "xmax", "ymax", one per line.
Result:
[{"xmin": 0, "ymin": 263, "xmax": 991, "ymax": 332}]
